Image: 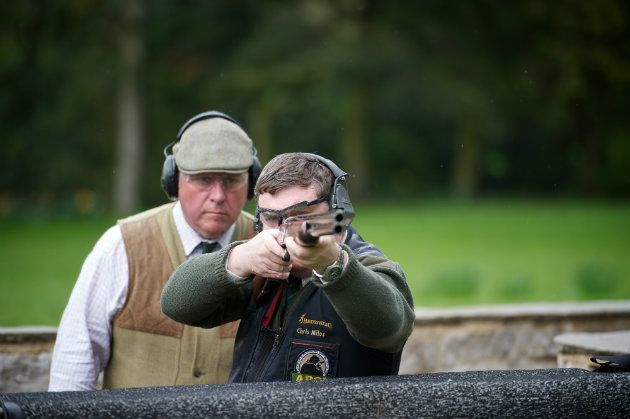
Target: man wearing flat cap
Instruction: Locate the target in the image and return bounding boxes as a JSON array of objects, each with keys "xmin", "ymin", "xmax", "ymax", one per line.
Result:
[{"xmin": 49, "ymin": 111, "xmax": 260, "ymax": 391}]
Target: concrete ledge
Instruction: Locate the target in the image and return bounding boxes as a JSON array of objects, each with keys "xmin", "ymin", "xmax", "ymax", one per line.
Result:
[
  {"xmin": 0, "ymin": 327, "xmax": 57, "ymax": 344},
  {"xmin": 554, "ymin": 330, "xmax": 630, "ymax": 355},
  {"xmin": 554, "ymin": 330, "xmax": 630, "ymax": 370},
  {"xmin": 1, "ymin": 369, "xmax": 628, "ymax": 419},
  {"xmin": 412, "ymin": 300, "xmax": 630, "ymax": 324}
]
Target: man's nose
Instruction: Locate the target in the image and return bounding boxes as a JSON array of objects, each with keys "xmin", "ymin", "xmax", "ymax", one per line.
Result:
[{"xmin": 206, "ymin": 181, "xmax": 227, "ymax": 202}]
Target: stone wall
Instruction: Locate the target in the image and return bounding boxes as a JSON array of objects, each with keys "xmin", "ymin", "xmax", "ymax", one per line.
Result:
[
  {"xmin": 0, "ymin": 327, "xmax": 55, "ymax": 393},
  {"xmin": 400, "ymin": 300, "xmax": 629, "ymax": 374},
  {"xmin": 1, "ymin": 300, "xmax": 628, "ymax": 393}
]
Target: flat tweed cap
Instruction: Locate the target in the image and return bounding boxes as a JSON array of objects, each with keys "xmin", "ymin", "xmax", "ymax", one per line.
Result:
[{"xmin": 173, "ymin": 118, "xmax": 254, "ymax": 174}]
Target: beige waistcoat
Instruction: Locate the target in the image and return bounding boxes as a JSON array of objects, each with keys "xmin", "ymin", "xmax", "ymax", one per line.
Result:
[{"xmin": 102, "ymin": 203, "xmax": 255, "ymax": 389}]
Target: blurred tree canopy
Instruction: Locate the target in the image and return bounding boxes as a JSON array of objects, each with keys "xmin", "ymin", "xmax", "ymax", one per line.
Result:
[{"xmin": 0, "ymin": 0, "xmax": 627, "ymax": 215}]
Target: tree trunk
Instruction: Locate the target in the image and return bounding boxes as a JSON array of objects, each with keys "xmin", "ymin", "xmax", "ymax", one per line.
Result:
[
  {"xmin": 248, "ymin": 98, "xmax": 273, "ymax": 167},
  {"xmin": 341, "ymin": 77, "xmax": 370, "ymax": 200},
  {"xmin": 113, "ymin": 0, "xmax": 145, "ymax": 213},
  {"xmin": 451, "ymin": 112, "xmax": 480, "ymax": 199}
]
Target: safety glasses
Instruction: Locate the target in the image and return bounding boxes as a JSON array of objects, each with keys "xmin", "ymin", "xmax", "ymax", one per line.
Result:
[
  {"xmin": 257, "ymin": 197, "xmax": 326, "ymax": 227},
  {"xmin": 184, "ymin": 172, "xmax": 248, "ymax": 192}
]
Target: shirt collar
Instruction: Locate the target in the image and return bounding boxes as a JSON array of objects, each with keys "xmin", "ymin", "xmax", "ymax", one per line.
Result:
[{"xmin": 173, "ymin": 201, "xmax": 237, "ymax": 258}]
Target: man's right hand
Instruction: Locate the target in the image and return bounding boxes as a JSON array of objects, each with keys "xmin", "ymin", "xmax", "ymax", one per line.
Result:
[{"xmin": 227, "ymin": 229, "xmax": 292, "ymax": 280}]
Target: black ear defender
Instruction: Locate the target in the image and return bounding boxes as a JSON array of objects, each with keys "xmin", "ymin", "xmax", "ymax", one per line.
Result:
[
  {"xmin": 160, "ymin": 110, "xmax": 261, "ymax": 201},
  {"xmin": 306, "ymin": 153, "xmax": 355, "ymax": 219},
  {"xmin": 253, "ymin": 153, "xmax": 355, "ymax": 232}
]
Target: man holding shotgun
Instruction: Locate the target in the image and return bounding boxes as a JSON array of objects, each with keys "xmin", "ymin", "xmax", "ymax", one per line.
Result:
[{"xmin": 161, "ymin": 152, "xmax": 414, "ymax": 382}]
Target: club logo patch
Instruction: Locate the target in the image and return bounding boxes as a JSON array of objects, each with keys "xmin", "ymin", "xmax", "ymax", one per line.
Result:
[{"xmin": 295, "ymin": 349, "xmax": 329, "ymax": 376}]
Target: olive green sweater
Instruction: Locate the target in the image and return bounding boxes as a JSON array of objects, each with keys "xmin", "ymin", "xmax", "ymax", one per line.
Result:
[{"xmin": 161, "ymin": 239, "xmax": 415, "ymax": 354}]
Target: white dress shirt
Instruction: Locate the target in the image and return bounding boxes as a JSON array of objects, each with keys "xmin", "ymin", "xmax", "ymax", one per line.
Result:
[{"xmin": 48, "ymin": 202, "xmax": 235, "ymax": 391}]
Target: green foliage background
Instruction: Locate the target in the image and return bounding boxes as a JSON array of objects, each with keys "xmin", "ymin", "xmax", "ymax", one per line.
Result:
[
  {"xmin": 0, "ymin": 0, "xmax": 628, "ymax": 212},
  {"xmin": 0, "ymin": 1, "xmax": 628, "ymax": 325}
]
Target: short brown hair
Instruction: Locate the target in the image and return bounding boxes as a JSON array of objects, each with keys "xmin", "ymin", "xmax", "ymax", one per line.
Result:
[{"xmin": 255, "ymin": 153, "xmax": 334, "ymax": 203}]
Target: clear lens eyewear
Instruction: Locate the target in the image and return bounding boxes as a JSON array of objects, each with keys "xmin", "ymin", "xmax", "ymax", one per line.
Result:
[
  {"xmin": 257, "ymin": 197, "xmax": 327, "ymax": 227},
  {"xmin": 185, "ymin": 172, "xmax": 248, "ymax": 192}
]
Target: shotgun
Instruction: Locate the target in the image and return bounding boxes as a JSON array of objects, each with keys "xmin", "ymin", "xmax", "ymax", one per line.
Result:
[
  {"xmin": 253, "ymin": 209, "xmax": 354, "ymax": 301},
  {"xmin": 277, "ymin": 209, "xmax": 351, "ymax": 259}
]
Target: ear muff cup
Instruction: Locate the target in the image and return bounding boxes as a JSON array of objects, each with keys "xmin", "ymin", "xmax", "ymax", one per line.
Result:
[
  {"xmin": 160, "ymin": 154, "xmax": 179, "ymax": 200},
  {"xmin": 247, "ymin": 154, "xmax": 262, "ymax": 200}
]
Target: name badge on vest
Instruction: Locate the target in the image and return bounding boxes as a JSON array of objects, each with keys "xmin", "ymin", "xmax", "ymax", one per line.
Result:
[{"xmin": 288, "ymin": 339, "xmax": 339, "ymax": 381}]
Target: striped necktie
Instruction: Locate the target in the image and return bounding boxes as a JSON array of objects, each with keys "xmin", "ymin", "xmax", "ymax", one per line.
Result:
[{"xmin": 201, "ymin": 241, "xmax": 218, "ymax": 254}]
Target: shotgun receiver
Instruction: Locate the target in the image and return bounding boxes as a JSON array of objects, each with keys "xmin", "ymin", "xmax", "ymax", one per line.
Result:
[
  {"xmin": 253, "ymin": 209, "xmax": 354, "ymax": 301},
  {"xmin": 278, "ymin": 209, "xmax": 352, "ymax": 248}
]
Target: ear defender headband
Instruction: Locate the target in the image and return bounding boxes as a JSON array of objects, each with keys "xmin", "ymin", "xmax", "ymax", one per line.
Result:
[
  {"xmin": 305, "ymin": 153, "xmax": 355, "ymax": 215},
  {"xmin": 160, "ymin": 110, "xmax": 262, "ymax": 200},
  {"xmin": 253, "ymin": 153, "xmax": 355, "ymax": 232}
]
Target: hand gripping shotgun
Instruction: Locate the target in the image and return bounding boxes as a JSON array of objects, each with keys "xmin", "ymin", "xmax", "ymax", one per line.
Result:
[
  {"xmin": 252, "ymin": 209, "xmax": 354, "ymax": 302},
  {"xmin": 278, "ymin": 209, "xmax": 352, "ymax": 260}
]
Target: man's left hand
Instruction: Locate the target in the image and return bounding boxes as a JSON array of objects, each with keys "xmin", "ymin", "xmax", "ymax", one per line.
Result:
[{"xmin": 285, "ymin": 235, "xmax": 340, "ymax": 275}]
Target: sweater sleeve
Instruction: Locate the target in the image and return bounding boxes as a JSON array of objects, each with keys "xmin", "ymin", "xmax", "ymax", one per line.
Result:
[
  {"xmin": 161, "ymin": 242, "xmax": 252, "ymax": 328},
  {"xmin": 311, "ymin": 244, "xmax": 415, "ymax": 354}
]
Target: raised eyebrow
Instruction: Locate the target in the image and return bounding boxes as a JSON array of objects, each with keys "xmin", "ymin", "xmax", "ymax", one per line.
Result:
[{"xmin": 288, "ymin": 207, "xmax": 317, "ymax": 215}]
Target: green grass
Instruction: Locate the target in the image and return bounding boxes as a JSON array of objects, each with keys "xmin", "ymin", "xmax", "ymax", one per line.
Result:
[
  {"xmin": 0, "ymin": 215, "xmax": 118, "ymax": 326},
  {"xmin": 0, "ymin": 200, "xmax": 628, "ymax": 326},
  {"xmin": 352, "ymin": 199, "xmax": 629, "ymax": 307}
]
